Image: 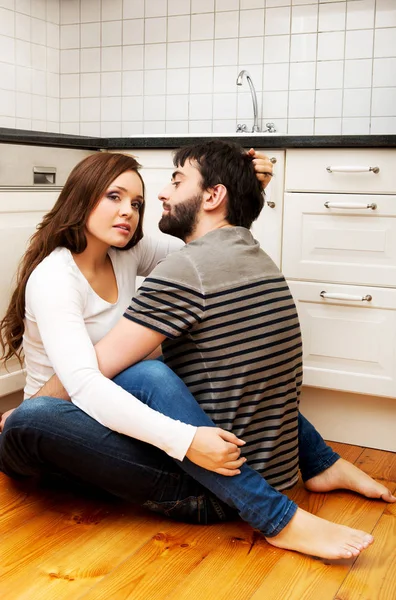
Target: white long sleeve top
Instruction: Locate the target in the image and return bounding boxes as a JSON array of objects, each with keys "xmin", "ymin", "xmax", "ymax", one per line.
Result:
[{"xmin": 23, "ymin": 234, "xmax": 197, "ymax": 461}]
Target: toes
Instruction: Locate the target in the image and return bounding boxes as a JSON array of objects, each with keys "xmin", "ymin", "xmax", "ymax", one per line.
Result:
[
  {"xmin": 340, "ymin": 546, "xmax": 356, "ymax": 559},
  {"xmin": 381, "ymin": 490, "xmax": 396, "ymax": 503},
  {"xmin": 362, "ymin": 534, "xmax": 374, "ymax": 546},
  {"xmin": 348, "ymin": 540, "xmax": 364, "ymax": 552},
  {"xmin": 349, "ymin": 532, "xmax": 373, "ymax": 551},
  {"xmin": 354, "ymin": 534, "xmax": 374, "ymax": 549}
]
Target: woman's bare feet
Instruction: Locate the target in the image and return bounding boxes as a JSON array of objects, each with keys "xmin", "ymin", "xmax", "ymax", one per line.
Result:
[
  {"xmin": 266, "ymin": 508, "xmax": 373, "ymax": 559},
  {"xmin": 305, "ymin": 458, "xmax": 396, "ymax": 502}
]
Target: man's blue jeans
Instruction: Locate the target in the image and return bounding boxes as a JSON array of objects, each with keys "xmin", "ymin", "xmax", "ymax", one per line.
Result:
[{"xmin": 0, "ymin": 360, "xmax": 339, "ymax": 538}]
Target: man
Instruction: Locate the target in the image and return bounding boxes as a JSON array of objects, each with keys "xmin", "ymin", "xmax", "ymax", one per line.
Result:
[{"xmin": 1, "ymin": 141, "xmax": 393, "ymax": 560}]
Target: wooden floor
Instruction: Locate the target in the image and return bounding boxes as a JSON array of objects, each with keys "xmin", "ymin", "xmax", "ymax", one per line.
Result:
[{"xmin": 1, "ymin": 442, "xmax": 395, "ymax": 600}]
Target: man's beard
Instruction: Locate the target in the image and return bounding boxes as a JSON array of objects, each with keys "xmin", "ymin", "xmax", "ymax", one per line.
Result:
[{"xmin": 159, "ymin": 193, "xmax": 203, "ymax": 241}]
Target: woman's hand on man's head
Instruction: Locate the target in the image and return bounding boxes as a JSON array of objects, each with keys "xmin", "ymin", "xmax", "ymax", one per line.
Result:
[{"xmin": 247, "ymin": 148, "xmax": 274, "ymax": 190}]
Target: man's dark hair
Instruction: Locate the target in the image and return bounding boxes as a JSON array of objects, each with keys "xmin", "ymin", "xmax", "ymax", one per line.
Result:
[{"xmin": 173, "ymin": 140, "xmax": 264, "ymax": 230}]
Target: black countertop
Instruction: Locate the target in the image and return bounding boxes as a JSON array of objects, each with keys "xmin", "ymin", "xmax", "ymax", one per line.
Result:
[{"xmin": 1, "ymin": 127, "xmax": 395, "ymax": 150}]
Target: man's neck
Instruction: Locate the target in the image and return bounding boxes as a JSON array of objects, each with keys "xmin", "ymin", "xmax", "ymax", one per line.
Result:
[{"xmin": 185, "ymin": 218, "xmax": 233, "ymax": 244}]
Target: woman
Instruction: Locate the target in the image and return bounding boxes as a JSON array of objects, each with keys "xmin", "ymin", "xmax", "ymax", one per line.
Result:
[
  {"xmin": 0, "ymin": 151, "xmax": 245, "ymax": 469},
  {"xmin": 0, "ymin": 151, "xmax": 380, "ymax": 560}
]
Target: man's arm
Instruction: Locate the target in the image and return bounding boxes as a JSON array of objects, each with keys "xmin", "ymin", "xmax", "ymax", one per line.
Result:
[
  {"xmin": 31, "ymin": 374, "xmax": 70, "ymax": 400},
  {"xmin": 33, "ymin": 335, "xmax": 163, "ymax": 401},
  {"xmin": 30, "ymin": 316, "xmax": 246, "ymax": 475},
  {"xmin": 95, "ymin": 318, "xmax": 164, "ymax": 379}
]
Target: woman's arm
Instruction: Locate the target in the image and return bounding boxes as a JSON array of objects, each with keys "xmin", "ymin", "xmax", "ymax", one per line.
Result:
[
  {"xmin": 135, "ymin": 232, "xmax": 183, "ymax": 277},
  {"xmin": 26, "ymin": 262, "xmax": 196, "ymax": 461},
  {"xmin": 27, "ymin": 262, "xmax": 245, "ymax": 474}
]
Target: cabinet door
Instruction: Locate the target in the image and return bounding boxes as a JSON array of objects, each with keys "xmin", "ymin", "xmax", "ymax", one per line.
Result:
[
  {"xmin": 250, "ymin": 150, "xmax": 284, "ymax": 267},
  {"xmin": 283, "ymin": 193, "xmax": 396, "ymax": 287},
  {"xmin": 288, "ymin": 280, "xmax": 396, "ymax": 398},
  {"xmin": 0, "ymin": 190, "xmax": 59, "ymax": 397},
  {"xmin": 135, "ymin": 149, "xmax": 175, "ymax": 240}
]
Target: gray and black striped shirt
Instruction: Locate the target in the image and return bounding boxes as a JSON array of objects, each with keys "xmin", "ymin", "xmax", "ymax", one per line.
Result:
[{"xmin": 124, "ymin": 227, "xmax": 302, "ymax": 490}]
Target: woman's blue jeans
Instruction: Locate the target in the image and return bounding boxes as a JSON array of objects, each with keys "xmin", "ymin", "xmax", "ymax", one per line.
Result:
[{"xmin": 0, "ymin": 360, "xmax": 339, "ymax": 537}]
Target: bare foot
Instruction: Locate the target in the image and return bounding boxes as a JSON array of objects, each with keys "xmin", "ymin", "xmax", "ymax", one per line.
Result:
[
  {"xmin": 305, "ymin": 458, "xmax": 396, "ymax": 503},
  {"xmin": 266, "ymin": 508, "xmax": 373, "ymax": 560}
]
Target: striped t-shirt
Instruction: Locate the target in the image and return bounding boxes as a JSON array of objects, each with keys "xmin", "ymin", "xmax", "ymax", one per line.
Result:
[{"xmin": 124, "ymin": 227, "xmax": 303, "ymax": 491}]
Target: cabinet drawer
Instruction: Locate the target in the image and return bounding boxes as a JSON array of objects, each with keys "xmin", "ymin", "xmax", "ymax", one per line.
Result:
[
  {"xmin": 282, "ymin": 192, "xmax": 396, "ymax": 287},
  {"xmin": 285, "ymin": 149, "xmax": 396, "ymax": 194},
  {"xmin": 288, "ymin": 281, "xmax": 396, "ymax": 398}
]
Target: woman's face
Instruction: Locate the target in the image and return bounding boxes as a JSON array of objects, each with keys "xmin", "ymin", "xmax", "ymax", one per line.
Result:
[{"xmin": 86, "ymin": 170, "xmax": 144, "ymax": 248}]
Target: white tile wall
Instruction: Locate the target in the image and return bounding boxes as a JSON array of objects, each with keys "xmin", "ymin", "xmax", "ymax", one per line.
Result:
[
  {"xmin": 1, "ymin": 0, "xmax": 396, "ymax": 135},
  {"xmin": 0, "ymin": 0, "xmax": 59, "ymax": 132}
]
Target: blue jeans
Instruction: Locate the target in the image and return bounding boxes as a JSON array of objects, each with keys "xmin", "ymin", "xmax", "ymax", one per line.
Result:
[{"xmin": 0, "ymin": 360, "xmax": 339, "ymax": 537}]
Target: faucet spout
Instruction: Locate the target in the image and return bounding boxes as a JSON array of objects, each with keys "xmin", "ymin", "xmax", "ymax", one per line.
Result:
[{"xmin": 236, "ymin": 69, "xmax": 260, "ymax": 133}]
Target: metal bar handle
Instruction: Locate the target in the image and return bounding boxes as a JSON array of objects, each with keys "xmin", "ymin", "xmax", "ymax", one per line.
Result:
[
  {"xmin": 320, "ymin": 291, "xmax": 372, "ymax": 302},
  {"xmin": 324, "ymin": 201, "xmax": 377, "ymax": 210},
  {"xmin": 326, "ymin": 165, "xmax": 380, "ymax": 174}
]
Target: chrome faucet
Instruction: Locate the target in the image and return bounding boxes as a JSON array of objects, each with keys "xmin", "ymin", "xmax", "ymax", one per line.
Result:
[{"xmin": 236, "ymin": 69, "xmax": 260, "ymax": 133}]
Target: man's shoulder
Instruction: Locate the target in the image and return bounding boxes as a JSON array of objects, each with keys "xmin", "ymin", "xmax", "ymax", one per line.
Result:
[
  {"xmin": 185, "ymin": 228, "xmax": 283, "ymax": 290},
  {"xmin": 143, "ymin": 244, "xmax": 201, "ymax": 291}
]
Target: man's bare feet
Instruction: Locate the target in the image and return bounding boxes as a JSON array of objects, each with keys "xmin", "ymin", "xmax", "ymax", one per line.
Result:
[
  {"xmin": 266, "ymin": 508, "xmax": 373, "ymax": 560},
  {"xmin": 305, "ymin": 458, "xmax": 396, "ymax": 503}
]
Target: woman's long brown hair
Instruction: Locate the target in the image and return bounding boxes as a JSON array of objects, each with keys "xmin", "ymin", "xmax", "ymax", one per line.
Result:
[{"xmin": 0, "ymin": 152, "xmax": 145, "ymax": 367}]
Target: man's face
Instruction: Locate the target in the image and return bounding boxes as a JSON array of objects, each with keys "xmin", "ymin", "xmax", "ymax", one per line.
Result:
[{"xmin": 158, "ymin": 159, "xmax": 204, "ymax": 241}]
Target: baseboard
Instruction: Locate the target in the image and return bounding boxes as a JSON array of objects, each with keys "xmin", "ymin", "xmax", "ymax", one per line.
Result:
[{"xmin": 300, "ymin": 386, "xmax": 396, "ymax": 452}]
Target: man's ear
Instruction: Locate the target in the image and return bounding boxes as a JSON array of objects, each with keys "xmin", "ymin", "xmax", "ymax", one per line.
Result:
[{"xmin": 202, "ymin": 184, "xmax": 227, "ymax": 212}]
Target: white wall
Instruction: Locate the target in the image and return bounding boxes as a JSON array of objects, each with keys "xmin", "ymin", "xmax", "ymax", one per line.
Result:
[
  {"xmin": 0, "ymin": 0, "xmax": 60, "ymax": 132},
  {"xmin": 1, "ymin": 0, "xmax": 396, "ymax": 136}
]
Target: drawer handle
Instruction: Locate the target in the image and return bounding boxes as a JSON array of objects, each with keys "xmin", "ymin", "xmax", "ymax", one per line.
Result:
[
  {"xmin": 326, "ymin": 165, "xmax": 380, "ymax": 174},
  {"xmin": 324, "ymin": 201, "xmax": 377, "ymax": 210},
  {"xmin": 266, "ymin": 200, "xmax": 276, "ymax": 208},
  {"xmin": 320, "ymin": 291, "xmax": 372, "ymax": 302}
]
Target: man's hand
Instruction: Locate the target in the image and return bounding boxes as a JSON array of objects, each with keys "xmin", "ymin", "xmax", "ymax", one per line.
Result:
[
  {"xmin": 185, "ymin": 426, "xmax": 247, "ymax": 476},
  {"xmin": 32, "ymin": 373, "xmax": 70, "ymax": 401},
  {"xmin": 0, "ymin": 408, "xmax": 15, "ymax": 433},
  {"xmin": 247, "ymin": 148, "xmax": 274, "ymax": 190}
]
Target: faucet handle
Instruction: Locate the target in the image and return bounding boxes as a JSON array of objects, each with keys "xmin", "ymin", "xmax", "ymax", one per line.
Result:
[
  {"xmin": 236, "ymin": 123, "xmax": 248, "ymax": 133},
  {"xmin": 265, "ymin": 122, "xmax": 277, "ymax": 133}
]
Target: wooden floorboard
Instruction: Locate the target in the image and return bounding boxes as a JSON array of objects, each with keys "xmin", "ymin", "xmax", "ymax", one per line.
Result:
[{"xmin": 0, "ymin": 441, "xmax": 395, "ymax": 600}]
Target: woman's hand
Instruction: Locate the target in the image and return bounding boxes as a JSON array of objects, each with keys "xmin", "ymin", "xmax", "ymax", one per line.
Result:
[
  {"xmin": 0, "ymin": 408, "xmax": 15, "ymax": 433},
  {"xmin": 247, "ymin": 148, "xmax": 274, "ymax": 190},
  {"xmin": 185, "ymin": 426, "xmax": 246, "ymax": 476}
]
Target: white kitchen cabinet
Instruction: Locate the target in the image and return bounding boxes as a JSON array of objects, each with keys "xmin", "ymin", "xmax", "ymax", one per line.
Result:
[
  {"xmin": 251, "ymin": 150, "xmax": 284, "ymax": 268},
  {"xmin": 130, "ymin": 148, "xmax": 285, "ymax": 267},
  {"xmin": 0, "ymin": 145, "xmax": 94, "ymax": 398},
  {"xmin": 284, "ymin": 148, "xmax": 396, "ymax": 399},
  {"xmin": 0, "ymin": 190, "xmax": 60, "ymax": 396},
  {"xmin": 288, "ymin": 280, "xmax": 396, "ymax": 398},
  {"xmin": 286, "ymin": 148, "xmax": 396, "ymax": 194},
  {"xmin": 282, "ymin": 192, "xmax": 396, "ymax": 287}
]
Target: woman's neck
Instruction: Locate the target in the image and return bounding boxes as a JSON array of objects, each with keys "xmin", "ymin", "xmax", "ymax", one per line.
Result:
[{"xmin": 72, "ymin": 237, "xmax": 110, "ymax": 274}]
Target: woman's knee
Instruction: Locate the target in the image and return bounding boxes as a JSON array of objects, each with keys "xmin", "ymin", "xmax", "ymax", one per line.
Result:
[{"xmin": 5, "ymin": 396, "xmax": 67, "ymax": 429}]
